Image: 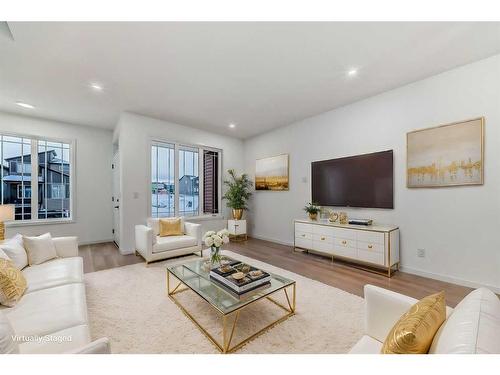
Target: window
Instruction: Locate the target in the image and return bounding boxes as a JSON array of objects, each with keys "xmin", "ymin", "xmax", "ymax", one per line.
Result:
[
  {"xmin": 151, "ymin": 141, "xmax": 221, "ymax": 218},
  {"xmin": 0, "ymin": 134, "xmax": 73, "ymax": 222},
  {"xmin": 151, "ymin": 142, "xmax": 175, "ymax": 218}
]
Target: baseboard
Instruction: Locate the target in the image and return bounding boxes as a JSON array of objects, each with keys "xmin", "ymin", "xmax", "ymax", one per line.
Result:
[
  {"xmin": 249, "ymin": 233, "xmax": 294, "ymax": 247},
  {"xmin": 79, "ymin": 239, "xmax": 114, "ymax": 246},
  {"xmin": 400, "ymin": 265, "xmax": 500, "ymax": 294}
]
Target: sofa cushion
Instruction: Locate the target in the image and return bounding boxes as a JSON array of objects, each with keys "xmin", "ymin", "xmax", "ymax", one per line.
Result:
[
  {"xmin": 23, "ymin": 233, "xmax": 58, "ymax": 266},
  {"xmin": 0, "ymin": 249, "xmax": 9, "ymax": 260},
  {"xmin": 429, "ymin": 288, "xmax": 500, "ymax": 354},
  {"xmin": 152, "ymin": 235, "xmax": 198, "ymax": 253},
  {"xmin": 23, "ymin": 257, "xmax": 84, "ymax": 293},
  {"xmin": 0, "ymin": 311, "xmax": 19, "ymax": 354},
  {"xmin": 148, "ymin": 217, "xmax": 184, "ymax": 236},
  {"xmin": 0, "ymin": 234, "xmax": 28, "ymax": 270},
  {"xmin": 0, "ymin": 259, "xmax": 27, "ymax": 307},
  {"xmin": 4, "ymin": 283, "xmax": 88, "ymax": 338},
  {"xmin": 349, "ymin": 335, "xmax": 383, "ymax": 354},
  {"xmin": 18, "ymin": 324, "xmax": 90, "ymax": 354},
  {"xmin": 381, "ymin": 291, "xmax": 446, "ymax": 354}
]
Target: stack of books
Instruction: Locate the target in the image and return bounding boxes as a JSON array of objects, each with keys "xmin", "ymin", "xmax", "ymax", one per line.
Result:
[{"xmin": 210, "ymin": 261, "xmax": 271, "ymax": 296}]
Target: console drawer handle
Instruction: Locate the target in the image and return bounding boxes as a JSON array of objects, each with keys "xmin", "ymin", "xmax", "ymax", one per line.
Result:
[
  {"xmin": 342, "ymin": 240, "xmax": 347, "ymax": 245},
  {"xmin": 368, "ymin": 244, "xmax": 373, "ymax": 249},
  {"xmin": 321, "ymin": 236, "xmax": 326, "ymax": 241},
  {"xmin": 302, "ymin": 234, "xmax": 306, "ymax": 237}
]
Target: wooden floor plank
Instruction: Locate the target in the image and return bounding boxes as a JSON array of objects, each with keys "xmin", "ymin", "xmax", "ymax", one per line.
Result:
[{"xmin": 80, "ymin": 237, "xmax": 473, "ymax": 307}]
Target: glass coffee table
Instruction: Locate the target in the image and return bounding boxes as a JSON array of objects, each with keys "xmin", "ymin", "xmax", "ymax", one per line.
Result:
[{"xmin": 166, "ymin": 256, "xmax": 296, "ymax": 353}]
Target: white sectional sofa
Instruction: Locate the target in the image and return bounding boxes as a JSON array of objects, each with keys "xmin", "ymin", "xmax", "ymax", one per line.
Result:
[
  {"xmin": 135, "ymin": 218, "xmax": 202, "ymax": 264},
  {"xmin": 0, "ymin": 236, "xmax": 110, "ymax": 354},
  {"xmin": 350, "ymin": 284, "xmax": 500, "ymax": 354}
]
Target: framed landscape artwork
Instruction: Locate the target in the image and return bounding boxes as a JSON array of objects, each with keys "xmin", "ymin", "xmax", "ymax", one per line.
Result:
[
  {"xmin": 255, "ymin": 154, "xmax": 289, "ymax": 191},
  {"xmin": 407, "ymin": 117, "xmax": 484, "ymax": 188}
]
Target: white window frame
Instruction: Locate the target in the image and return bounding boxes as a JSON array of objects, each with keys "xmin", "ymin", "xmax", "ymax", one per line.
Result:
[
  {"xmin": 1, "ymin": 131, "xmax": 76, "ymax": 227},
  {"xmin": 148, "ymin": 138, "xmax": 222, "ymax": 219}
]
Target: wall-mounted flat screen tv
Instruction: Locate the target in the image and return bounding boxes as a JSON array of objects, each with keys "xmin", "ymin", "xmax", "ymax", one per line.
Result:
[{"xmin": 311, "ymin": 150, "xmax": 394, "ymax": 209}]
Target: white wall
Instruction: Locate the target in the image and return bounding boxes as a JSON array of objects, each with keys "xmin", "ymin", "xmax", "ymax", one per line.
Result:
[
  {"xmin": 117, "ymin": 112, "xmax": 244, "ymax": 254},
  {"xmin": 0, "ymin": 112, "xmax": 113, "ymax": 244},
  {"xmin": 243, "ymin": 54, "xmax": 500, "ymax": 291}
]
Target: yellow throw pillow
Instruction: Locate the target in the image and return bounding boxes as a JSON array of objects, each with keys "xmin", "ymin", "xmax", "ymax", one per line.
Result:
[
  {"xmin": 0, "ymin": 258, "xmax": 27, "ymax": 307},
  {"xmin": 381, "ymin": 291, "xmax": 446, "ymax": 354},
  {"xmin": 159, "ymin": 218, "xmax": 183, "ymax": 237}
]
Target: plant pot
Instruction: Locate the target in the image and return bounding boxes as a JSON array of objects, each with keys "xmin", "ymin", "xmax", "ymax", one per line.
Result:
[
  {"xmin": 232, "ymin": 209, "xmax": 243, "ymax": 220},
  {"xmin": 308, "ymin": 212, "xmax": 318, "ymax": 221}
]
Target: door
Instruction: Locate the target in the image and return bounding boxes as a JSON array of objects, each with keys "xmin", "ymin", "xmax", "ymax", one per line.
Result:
[{"xmin": 112, "ymin": 152, "xmax": 120, "ymax": 247}]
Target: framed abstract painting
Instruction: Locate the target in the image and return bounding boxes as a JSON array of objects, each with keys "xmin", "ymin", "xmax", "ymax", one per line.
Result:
[
  {"xmin": 255, "ymin": 154, "xmax": 289, "ymax": 191},
  {"xmin": 407, "ymin": 117, "xmax": 484, "ymax": 188}
]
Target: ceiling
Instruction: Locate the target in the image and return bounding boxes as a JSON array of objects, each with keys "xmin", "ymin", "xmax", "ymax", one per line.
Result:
[{"xmin": 0, "ymin": 22, "xmax": 499, "ymax": 139}]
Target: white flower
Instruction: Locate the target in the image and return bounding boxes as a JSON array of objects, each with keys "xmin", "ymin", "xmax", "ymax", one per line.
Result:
[
  {"xmin": 203, "ymin": 231, "xmax": 216, "ymax": 239},
  {"xmin": 223, "ymin": 236, "xmax": 230, "ymax": 244},
  {"xmin": 217, "ymin": 229, "xmax": 229, "ymax": 237},
  {"xmin": 204, "ymin": 237, "xmax": 214, "ymax": 247},
  {"xmin": 213, "ymin": 235, "xmax": 223, "ymax": 248}
]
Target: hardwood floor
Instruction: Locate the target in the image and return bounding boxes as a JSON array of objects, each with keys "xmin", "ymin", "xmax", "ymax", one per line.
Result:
[{"xmin": 80, "ymin": 237, "xmax": 473, "ymax": 307}]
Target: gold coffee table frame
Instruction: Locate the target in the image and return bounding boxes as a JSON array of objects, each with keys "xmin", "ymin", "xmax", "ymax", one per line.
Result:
[{"xmin": 167, "ymin": 269, "xmax": 296, "ymax": 354}]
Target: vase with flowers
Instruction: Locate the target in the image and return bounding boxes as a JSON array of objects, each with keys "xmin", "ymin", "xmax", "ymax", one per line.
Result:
[{"xmin": 203, "ymin": 229, "xmax": 230, "ymax": 265}]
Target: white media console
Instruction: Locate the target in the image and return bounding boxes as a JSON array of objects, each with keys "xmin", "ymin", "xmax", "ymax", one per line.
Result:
[{"xmin": 294, "ymin": 218, "xmax": 400, "ymax": 277}]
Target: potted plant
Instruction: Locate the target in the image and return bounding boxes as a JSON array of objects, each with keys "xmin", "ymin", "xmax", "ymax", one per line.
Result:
[
  {"xmin": 304, "ymin": 202, "xmax": 321, "ymax": 220},
  {"xmin": 222, "ymin": 169, "xmax": 252, "ymax": 220},
  {"xmin": 203, "ymin": 229, "xmax": 230, "ymax": 265}
]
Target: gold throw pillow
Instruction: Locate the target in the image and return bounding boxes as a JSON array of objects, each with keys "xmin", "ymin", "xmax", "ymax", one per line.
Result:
[
  {"xmin": 381, "ymin": 291, "xmax": 446, "ymax": 354},
  {"xmin": 0, "ymin": 258, "xmax": 27, "ymax": 307},
  {"xmin": 159, "ymin": 218, "xmax": 183, "ymax": 237}
]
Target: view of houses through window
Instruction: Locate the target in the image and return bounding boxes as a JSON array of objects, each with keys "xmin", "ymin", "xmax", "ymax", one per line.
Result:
[
  {"xmin": 0, "ymin": 134, "xmax": 72, "ymax": 221},
  {"xmin": 151, "ymin": 141, "xmax": 220, "ymax": 218}
]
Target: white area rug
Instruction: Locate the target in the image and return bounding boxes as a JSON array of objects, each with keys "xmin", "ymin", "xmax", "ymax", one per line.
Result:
[{"xmin": 85, "ymin": 250, "xmax": 363, "ymax": 353}]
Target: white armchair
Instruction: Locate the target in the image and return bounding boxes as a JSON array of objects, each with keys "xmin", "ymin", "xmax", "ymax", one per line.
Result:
[
  {"xmin": 135, "ymin": 218, "xmax": 202, "ymax": 264},
  {"xmin": 349, "ymin": 284, "xmax": 500, "ymax": 354}
]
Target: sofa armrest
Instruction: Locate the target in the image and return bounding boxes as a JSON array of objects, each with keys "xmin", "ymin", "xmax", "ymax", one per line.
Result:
[
  {"xmin": 53, "ymin": 236, "xmax": 79, "ymax": 258},
  {"xmin": 67, "ymin": 338, "xmax": 111, "ymax": 354},
  {"xmin": 135, "ymin": 225, "xmax": 154, "ymax": 255},
  {"xmin": 184, "ymin": 222, "xmax": 202, "ymax": 245},
  {"xmin": 364, "ymin": 284, "xmax": 419, "ymax": 342}
]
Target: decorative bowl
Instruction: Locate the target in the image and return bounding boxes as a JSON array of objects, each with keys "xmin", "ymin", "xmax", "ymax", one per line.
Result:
[{"xmin": 232, "ymin": 272, "xmax": 245, "ymax": 280}]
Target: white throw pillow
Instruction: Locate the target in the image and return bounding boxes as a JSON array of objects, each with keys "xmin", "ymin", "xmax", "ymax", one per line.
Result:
[
  {"xmin": 0, "ymin": 248, "xmax": 10, "ymax": 260},
  {"xmin": 0, "ymin": 311, "xmax": 19, "ymax": 354},
  {"xmin": 0, "ymin": 234, "xmax": 28, "ymax": 270},
  {"xmin": 429, "ymin": 288, "xmax": 500, "ymax": 354},
  {"xmin": 22, "ymin": 233, "xmax": 58, "ymax": 266}
]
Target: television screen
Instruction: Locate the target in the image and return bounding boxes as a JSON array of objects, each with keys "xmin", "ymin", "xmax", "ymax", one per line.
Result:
[{"xmin": 311, "ymin": 150, "xmax": 394, "ymax": 209}]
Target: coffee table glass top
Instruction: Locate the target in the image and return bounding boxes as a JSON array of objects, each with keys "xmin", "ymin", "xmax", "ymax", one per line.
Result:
[{"xmin": 167, "ymin": 257, "xmax": 295, "ymax": 315}]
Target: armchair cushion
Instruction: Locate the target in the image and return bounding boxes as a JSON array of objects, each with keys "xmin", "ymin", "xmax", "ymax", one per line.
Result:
[
  {"xmin": 159, "ymin": 218, "xmax": 183, "ymax": 237},
  {"xmin": 153, "ymin": 235, "xmax": 198, "ymax": 253},
  {"xmin": 429, "ymin": 288, "xmax": 500, "ymax": 354},
  {"xmin": 147, "ymin": 217, "xmax": 185, "ymax": 236}
]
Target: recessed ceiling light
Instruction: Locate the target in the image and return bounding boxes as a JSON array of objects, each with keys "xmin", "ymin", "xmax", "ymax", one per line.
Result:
[
  {"xmin": 90, "ymin": 83, "xmax": 103, "ymax": 91},
  {"xmin": 229, "ymin": 123, "xmax": 236, "ymax": 129},
  {"xmin": 16, "ymin": 101, "xmax": 35, "ymax": 109},
  {"xmin": 347, "ymin": 69, "xmax": 358, "ymax": 77}
]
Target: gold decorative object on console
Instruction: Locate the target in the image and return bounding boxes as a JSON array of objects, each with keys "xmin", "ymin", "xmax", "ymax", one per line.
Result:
[
  {"xmin": 339, "ymin": 212, "xmax": 348, "ymax": 224},
  {"xmin": 0, "ymin": 205, "xmax": 15, "ymax": 241},
  {"xmin": 328, "ymin": 211, "xmax": 339, "ymax": 223}
]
